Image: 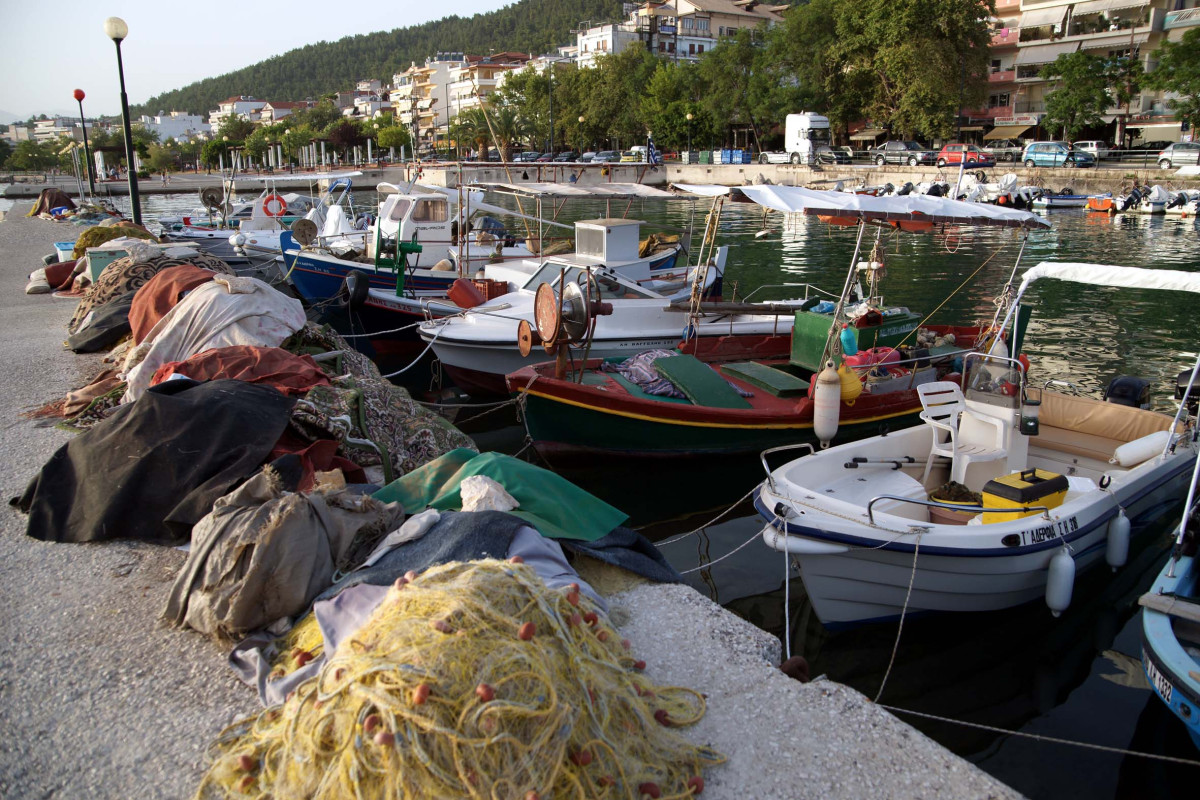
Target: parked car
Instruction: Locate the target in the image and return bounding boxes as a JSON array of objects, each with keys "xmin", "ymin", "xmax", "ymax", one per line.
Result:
[
  {"xmin": 982, "ymin": 139, "xmax": 1023, "ymax": 162},
  {"xmin": 535, "ymin": 153, "xmax": 556, "ymax": 162},
  {"xmin": 1157, "ymin": 141, "xmax": 1200, "ymax": 170},
  {"xmin": 1021, "ymin": 141, "xmax": 1096, "ymax": 168},
  {"xmin": 935, "ymin": 144, "xmax": 996, "ymax": 169},
  {"xmin": 758, "ymin": 151, "xmax": 789, "ymax": 164},
  {"xmin": 1074, "ymin": 140, "xmax": 1110, "ymax": 160},
  {"xmin": 834, "ymin": 145, "xmax": 856, "ymax": 161},
  {"xmin": 514, "ymin": 151, "xmax": 543, "ymax": 162},
  {"xmin": 871, "ymin": 140, "xmax": 937, "ymax": 167},
  {"xmin": 815, "ymin": 145, "xmax": 851, "ymax": 165},
  {"xmin": 578, "ymin": 151, "xmax": 597, "ymax": 163},
  {"xmin": 619, "ymin": 150, "xmax": 640, "ymax": 162},
  {"xmin": 553, "ymin": 151, "xmax": 579, "ymax": 162},
  {"xmin": 591, "ymin": 150, "xmax": 619, "ymax": 163}
]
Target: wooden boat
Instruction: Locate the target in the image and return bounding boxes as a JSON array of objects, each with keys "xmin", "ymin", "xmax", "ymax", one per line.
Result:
[
  {"xmin": 757, "ymin": 262, "xmax": 1200, "ymax": 628},
  {"xmin": 505, "ymin": 184, "xmax": 1049, "ymax": 462}
]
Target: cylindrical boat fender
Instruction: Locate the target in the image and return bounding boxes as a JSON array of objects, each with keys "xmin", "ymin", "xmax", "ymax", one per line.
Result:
[
  {"xmin": 813, "ymin": 361, "xmax": 841, "ymax": 448},
  {"xmin": 1105, "ymin": 510, "xmax": 1131, "ymax": 570},
  {"xmin": 837, "ymin": 364, "xmax": 863, "ymax": 404},
  {"xmin": 1046, "ymin": 548, "xmax": 1075, "ymax": 617},
  {"xmin": 1111, "ymin": 430, "xmax": 1172, "ymax": 467},
  {"xmin": 339, "ymin": 270, "xmax": 370, "ymax": 311}
]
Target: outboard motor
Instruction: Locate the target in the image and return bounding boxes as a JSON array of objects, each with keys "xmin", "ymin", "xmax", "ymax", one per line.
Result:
[
  {"xmin": 1103, "ymin": 375, "xmax": 1151, "ymax": 409},
  {"xmin": 926, "ymin": 183, "xmax": 945, "ymax": 198},
  {"xmin": 1167, "ymin": 191, "xmax": 1188, "ymax": 210},
  {"xmin": 1175, "ymin": 369, "xmax": 1200, "ymax": 416},
  {"xmin": 1116, "ymin": 186, "xmax": 1143, "ymax": 212},
  {"xmin": 895, "ymin": 182, "xmax": 914, "ymax": 196},
  {"xmin": 881, "ymin": 182, "xmax": 895, "ymax": 196}
]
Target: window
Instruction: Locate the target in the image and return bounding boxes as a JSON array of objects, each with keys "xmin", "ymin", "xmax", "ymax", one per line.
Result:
[
  {"xmin": 988, "ymin": 92, "xmax": 1010, "ymax": 108},
  {"xmin": 387, "ymin": 198, "xmax": 412, "ymax": 222},
  {"xmin": 697, "ymin": 18, "xmax": 709, "ymax": 31},
  {"xmin": 412, "ymin": 198, "xmax": 448, "ymax": 223},
  {"xmin": 668, "ymin": 42, "xmax": 675, "ymax": 52},
  {"xmin": 682, "ymin": 16, "xmax": 693, "ymax": 29},
  {"xmin": 659, "ymin": 41, "xmax": 666, "ymax": 51},
  {"xmin": 697, "ymin": 44, "xmax": 704, "ymax": 54},
  {"xmin": 991, "ymin": 59, "xmax": 1002, "ymax": 74},
  {"xmin": 689, "ymin": 43, "xmax": 696, "ymax": 54}
]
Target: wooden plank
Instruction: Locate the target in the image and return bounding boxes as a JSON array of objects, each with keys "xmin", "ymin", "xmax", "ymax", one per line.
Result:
[
  {"xmin": 722, "ymin": 361, "xmax": 810, "ymax": 397},
  {"xmin": 1139, "ymin": 591, "xmax": 1200, "ymax": 624},
  {"xmin": 653, "ymin": 354, "xmax": 752, "ymax": 409}
]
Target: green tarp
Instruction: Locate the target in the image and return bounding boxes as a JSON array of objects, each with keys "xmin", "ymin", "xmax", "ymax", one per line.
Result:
[{"xmin": 372, "ymin": 448, "xmax": 628, "ymax": 542}]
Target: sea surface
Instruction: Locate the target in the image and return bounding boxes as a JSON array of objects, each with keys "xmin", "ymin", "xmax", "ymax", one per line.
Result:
[{"xmin": 121, "ymin": 187, "xmax": 1200, "ymax": 798}]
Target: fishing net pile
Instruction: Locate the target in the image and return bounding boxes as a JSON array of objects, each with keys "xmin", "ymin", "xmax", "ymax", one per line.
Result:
[{"xmin": 196, "ymin": 560, "xmax": 722, "ymax": 799}]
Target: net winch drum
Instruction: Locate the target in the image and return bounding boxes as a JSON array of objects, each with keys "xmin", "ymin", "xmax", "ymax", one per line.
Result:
[{"xmin": 982, "ymin": 468, "xmax": 1069, "ymax": 524}]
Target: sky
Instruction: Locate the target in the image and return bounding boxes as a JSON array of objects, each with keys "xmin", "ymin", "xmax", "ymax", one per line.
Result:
[{"xmin": 0, "ymin": 0, "xmax": 513, "ymax": 121}]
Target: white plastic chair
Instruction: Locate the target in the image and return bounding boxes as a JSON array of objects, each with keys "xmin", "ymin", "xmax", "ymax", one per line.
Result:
[{"xmin": 918, "ymin": 381, "xmax": 1008, "ymax": 486}]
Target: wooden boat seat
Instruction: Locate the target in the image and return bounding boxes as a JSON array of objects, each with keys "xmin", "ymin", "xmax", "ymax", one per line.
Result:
[
  {"xmin": 721, "ymin": 362, "xmax": 810, "ymax": 397},
  {"xmin": 609, "ymin": 373, "xmax": 690, "ymax": 404},
  {"xmin": 1035, "ymin": 391, "xmax": 1179, "ymax": 462},
  {"xmin": 653, "ymin": 354, "xmax": 752, "ymax": 409}
]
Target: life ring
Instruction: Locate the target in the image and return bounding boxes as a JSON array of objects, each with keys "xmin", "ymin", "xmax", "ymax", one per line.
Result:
[{"xmin": 262, "ymin": 194, "xmax": 287, "ymax": 217}]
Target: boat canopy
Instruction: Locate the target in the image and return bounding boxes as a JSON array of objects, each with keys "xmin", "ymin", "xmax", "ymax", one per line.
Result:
[
  {"xmin": 474, "ymin": 182, "xmax": 677, "ymax": 200},
  {"xmin": 1017, "ymin": 262, "xmax": 1200, "ymax": 300},
  {"xmin": 674, "ymin": 184, "xmax": 1051, "ymax": 229}
]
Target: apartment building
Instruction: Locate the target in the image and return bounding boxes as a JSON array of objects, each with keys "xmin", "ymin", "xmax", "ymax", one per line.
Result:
[
  {"xmin": 137, "ymin": 111, "xmax": 211, "ymax": 141},
  {"xmin": 448, "ymin": 52, "xmax": 531, "ymax": 120},
  {"xmin": 207, "ymin": 96, "xmax": 265, "ymax": 127}
]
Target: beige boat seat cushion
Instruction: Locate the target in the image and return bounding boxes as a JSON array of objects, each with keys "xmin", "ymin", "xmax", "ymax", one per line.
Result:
[{"xmin": 1035, "ymin": 391, "xmax": 1179, "ymax": 462}]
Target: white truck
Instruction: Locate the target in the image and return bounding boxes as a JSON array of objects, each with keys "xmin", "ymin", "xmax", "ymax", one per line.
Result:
[{"xmin": 785, "ymin": 112, "xmax": 832, "ymax": 165}]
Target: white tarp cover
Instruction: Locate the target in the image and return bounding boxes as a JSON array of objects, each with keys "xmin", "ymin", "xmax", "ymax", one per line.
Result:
[
  {"xmin": 674, "ymin": 184, "xmax": 1051, "ymax": 228},
  {"xmin": 1014, "ymin": 41, "xmax": 1080, "ymax": 65},
  {"xmin": 479, "ymin": 182, "xmax": 676, "ymax": 199},
  {"xmin": 1019, "ymin": 262, "xmax": 1200, "ymax": 298},
  {"xmin": 1071, "ymin": 0, "xmax": 1149, "ymax": 16},
  {"xmin": 1080, "ymin": 32, "xmax": 1149, "ymax": 51}
]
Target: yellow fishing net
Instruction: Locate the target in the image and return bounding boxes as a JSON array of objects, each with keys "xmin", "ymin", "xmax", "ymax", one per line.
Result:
[{"xmin": 197, "ymin": 560, "xmax": 723, "ymax": 799}]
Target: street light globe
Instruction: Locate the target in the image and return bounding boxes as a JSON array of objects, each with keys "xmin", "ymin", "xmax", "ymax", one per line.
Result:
[
  {"xmin": 686, "ymin": 113, "xmax": 693, "ymax": 121},
  {"xmin": 103, "ymin": 16, "xmax": 128, "ymax": 42},
  {"xmin": 74, "ymin": 89, "xmax": 86, "ymax": 102},
  {"xmin": 578, "ymin": 116, "xmax": 585, "ymax": 124},
  {"xmin": 223, "ymin": 135, "xmax": 229, "ymax": 142}
]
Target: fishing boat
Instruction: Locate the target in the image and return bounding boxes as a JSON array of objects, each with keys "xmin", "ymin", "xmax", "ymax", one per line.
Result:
[
  {"xmin": 1140, "ymin": 402, "xmax": 1200, "ymax": 750},
  {"xmin": 756, "ymin": 261, "xmax": 1200, "ymax": 628},
  {"xmin": 504, "ymin": 185, "xmax": 1049, "ymax": 462},
  {"xmin": 159, "ymin": 171, "xmax": 362, "ymax": 265},
  {"xmin": 278, "ymin": 182, "xmax": 688, "ymax": 307}
]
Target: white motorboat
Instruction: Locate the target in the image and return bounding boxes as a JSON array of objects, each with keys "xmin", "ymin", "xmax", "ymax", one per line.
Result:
[
  {"xmin": 756, "ymin": 261, "xmax": 1200, "ymax": 628},
  {"xmin": 1164, "ymin": 190, "xmax": 1200, "ymax": 219}
]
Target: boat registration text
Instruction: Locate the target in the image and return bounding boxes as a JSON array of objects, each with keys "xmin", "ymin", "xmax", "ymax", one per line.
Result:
[
  {"xmin": 1017, "ymin": 515, "xmax": 1078, "ymax": 545},
  {"xmin": 1143, "ymin": 648, "xmax": 1173, "ymax": 704}
]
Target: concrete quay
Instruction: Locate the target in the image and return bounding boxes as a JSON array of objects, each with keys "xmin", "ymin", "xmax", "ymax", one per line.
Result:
[{"xmin": 0, "ymin": 202, "xmax": 1021, "ymax": 798}]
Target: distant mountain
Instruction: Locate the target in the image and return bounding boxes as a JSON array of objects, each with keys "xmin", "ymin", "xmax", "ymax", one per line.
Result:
[
  {"xmin": 0, "ymin": 110, "xmax": 27, "ymax": 124},
  {"xmin": 132, "ymin": 0, "xmax": 623, "ymax": 117}
]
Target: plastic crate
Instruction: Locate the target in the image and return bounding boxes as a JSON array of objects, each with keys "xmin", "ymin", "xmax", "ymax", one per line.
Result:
[
  {"xmin": 472, "ymin": 278, "xmax": 509, "ymax": 301},
  {"xmin": 54, "ymin": 242, "xmax": 76, "ymax": 262}
]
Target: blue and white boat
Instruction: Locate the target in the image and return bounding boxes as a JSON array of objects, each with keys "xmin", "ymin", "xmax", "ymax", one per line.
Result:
[
  {"xmin": 1141, "ymin": 388, "xmax": 1200, "ymax": 750},
  {"xmin": 757, "ymin": 262, "xmax": 1200, "ymax": 627}
]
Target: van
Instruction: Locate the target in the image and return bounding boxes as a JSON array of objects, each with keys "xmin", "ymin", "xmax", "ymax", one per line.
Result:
[
  {"xmin": 1022, "ymin": 141, "xmax": 1096, "ymax": 168},
  {"xmin": 1074, "ymin": 140, "xmax": 1110, "ymax": 160}
]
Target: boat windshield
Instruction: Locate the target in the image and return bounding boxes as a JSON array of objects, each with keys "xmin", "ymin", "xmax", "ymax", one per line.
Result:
[
  {"xmin": 521, "ymin": 263, "xmax": 656, "ymax": 299},
  {"xmin": 964, "ymin": 354, "xmax": 1023, "ymax": 410}
]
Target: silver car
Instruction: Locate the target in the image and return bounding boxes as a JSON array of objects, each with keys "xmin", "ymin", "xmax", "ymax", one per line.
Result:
[{"xmin": 1158, "ymin": 142, "xmax": 1200, "ymax": 170}]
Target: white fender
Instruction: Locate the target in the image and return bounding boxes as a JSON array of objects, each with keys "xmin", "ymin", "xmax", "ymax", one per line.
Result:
[
  {"xmin": 1105, "ymin": 510, "xmax": 1131, "ymax": 570},
  {"xmin": 813, "ymin": 360, "xmax": 841, "ymax": 448},
  {"xmin": 1046, "ymin": 548, "xmax": 1075, "ymax": 617}
]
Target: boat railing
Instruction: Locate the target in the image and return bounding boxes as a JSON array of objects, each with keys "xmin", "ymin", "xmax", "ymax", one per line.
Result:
[
  {"xmin": 760, "ymin": 443, "xmax": 815, "ymax": 491},
  {"xmin": 1166, "ymin": 352, "xmax": 1200, "ymax": 577},
  {"xmin": 865, "ymin": 495, "xmax": 1050, "ymax": 526},
  {"xmin": 741, "ymin": 283, "xmax": 840, "ymax": 303}
]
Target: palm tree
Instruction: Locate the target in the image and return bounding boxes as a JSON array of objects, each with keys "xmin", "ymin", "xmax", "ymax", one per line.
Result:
[
  {"xmin": 450, "ymin": 108, "xmax": 491, "ymax": 159},
  {"xmin": 487, "ymin": 105, "xmax": 531, "ymax": 162}
]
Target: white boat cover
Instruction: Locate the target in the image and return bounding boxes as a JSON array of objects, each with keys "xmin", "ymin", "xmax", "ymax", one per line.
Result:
[
  {"xmin": 1146, "ymin": 185, "xmax": 1170, "ymax": 204},
  {"xmin": 1019, "ymin": 262, "xmax": 1200, "ymax": 297},
  {"xmin": 675, "ymin": 183, "xmax": 1050, "ymax": 228}
]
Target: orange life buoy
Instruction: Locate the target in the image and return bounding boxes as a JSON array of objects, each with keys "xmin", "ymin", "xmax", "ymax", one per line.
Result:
[{"xmin": 262, "ymin": 193, "xmax": 287, "ymax": 217}]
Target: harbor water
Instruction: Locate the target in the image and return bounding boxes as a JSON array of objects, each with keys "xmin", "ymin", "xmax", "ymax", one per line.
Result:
[{"xmin": 120, "ymin": 189, "xmax": 1200, "ymax": 798}]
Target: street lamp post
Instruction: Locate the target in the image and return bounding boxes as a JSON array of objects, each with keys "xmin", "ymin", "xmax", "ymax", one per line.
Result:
[
  {"xmin": 578, "ymin": 115, "xmax": 585, "ymax": 155},
  {"xmin": 104, "ymin": 16, "xmax": 141, "ymax": 225},
  {"xmin": 686, "ymin": 112, "xmax": 693, "ymax": 155},
  {"xmin": 73, "ymin": 89, "xmax": 96, "ymax": 195}
]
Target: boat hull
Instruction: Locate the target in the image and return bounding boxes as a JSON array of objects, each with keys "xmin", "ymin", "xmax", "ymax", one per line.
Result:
[
  {"xmin": 758, "ymin": 453, "xmax": 1196, "ymax": 627},
  {"xmin": 1141, "ymin": 551, "xmax": 1200, "ymax": 751},
  {"xmin": 160, "ymin": 230, "xmax": 249, "ymax": 265}
]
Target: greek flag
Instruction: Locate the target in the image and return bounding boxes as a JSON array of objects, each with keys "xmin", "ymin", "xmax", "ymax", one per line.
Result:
[{"xmin": 647, "ymin": 135, "xmax": 659, "ymax": 165}]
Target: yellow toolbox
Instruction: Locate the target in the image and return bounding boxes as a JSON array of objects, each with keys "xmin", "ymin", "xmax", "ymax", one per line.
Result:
[{"xmin": 982, "ymin": 468, "xmax": 1069, "ymax": 524}]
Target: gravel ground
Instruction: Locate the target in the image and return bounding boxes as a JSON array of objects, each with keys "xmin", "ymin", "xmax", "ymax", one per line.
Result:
[{"xmin": 0, "ymin": 204, "xmax": 1022, "ymax": 799}]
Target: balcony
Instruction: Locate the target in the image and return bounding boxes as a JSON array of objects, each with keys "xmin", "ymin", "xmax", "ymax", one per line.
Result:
[
  {"xmin": 965, "ymin": 106, "xmax": 1013, "ymax": 120},
  {"xmin": 995, "ymin": 0, "xmax": 1020, "ymax": 10},
  {"xmin": 989, "ymin": 69, "xmax": 1016, "ymax": 83},
  {"xmin": 991, "ymin": 28, "xmax": 1020, "ymax": 47},
  {"xmin": 1164, "ymin": 7, "xmax": 1200, "ymax": 29},
  {"xmin": 1015, "ymin": 101, "xmax": 1046, "ymax": 114}
]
